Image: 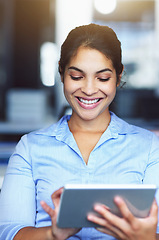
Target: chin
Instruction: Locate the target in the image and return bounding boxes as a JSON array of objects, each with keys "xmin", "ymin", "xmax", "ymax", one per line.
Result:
[{"xmin": 78, "ymin": 112, "xmax": 101, "ymax": 122}]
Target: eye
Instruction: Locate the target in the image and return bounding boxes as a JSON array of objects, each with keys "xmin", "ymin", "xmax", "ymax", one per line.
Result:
[
  {"xmin": 70, "ymin": 75, "xmax": 83, "ymax": 80},
  {"xmin": 98, "ymin": 77, "xmax": 110, "ymax": 82}
]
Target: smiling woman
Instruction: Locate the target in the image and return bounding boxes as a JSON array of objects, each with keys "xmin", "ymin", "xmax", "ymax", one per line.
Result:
[{"xmin": 0, "ymin": 23, "xmax": 159, "ymax": 240}]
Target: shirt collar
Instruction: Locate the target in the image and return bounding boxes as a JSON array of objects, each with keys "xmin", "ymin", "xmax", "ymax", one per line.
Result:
[
  {"xmin": 35, "ymin": 115, "xmax": 71, "ymax": 138},
  {"xmin": 36, "ymin": 112, "xmax": 139, "ymax": 141},
  {"xmin": 108, "ymin": 112, "xmax": 139, "ymax": 136}
]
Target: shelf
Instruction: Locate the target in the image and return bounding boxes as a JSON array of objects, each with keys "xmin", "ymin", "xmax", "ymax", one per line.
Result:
[
  {"xmin": 0, "ymin": 164, "xmax": 7, "ymax": 190},
  {"xmin": 0, "ymin": 121, "xmax": 46, "ymax": 134},
  {"xmin": 0, "ymin": 116, "xmax": 56, "ymax": 135},
  {"xmin": 0, "ymin": 142, "xmax": 17, "ymax": 160}
]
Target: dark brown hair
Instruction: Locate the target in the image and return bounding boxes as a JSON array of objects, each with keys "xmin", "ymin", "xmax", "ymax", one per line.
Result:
[{"xmin": 59, "ymin": 23, "xmax": 123, "ymax": 84}]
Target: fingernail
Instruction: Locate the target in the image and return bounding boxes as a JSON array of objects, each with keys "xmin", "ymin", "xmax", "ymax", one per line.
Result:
[
  {"xmin": 114, "ymin": 196, "xmax": 122, "ymax": 203},
  {"xmin": 94, "ymin": 204, "xmax": 102, "ymax": 211}
]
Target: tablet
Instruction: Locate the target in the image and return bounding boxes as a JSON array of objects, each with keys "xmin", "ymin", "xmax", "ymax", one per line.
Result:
[{"xmin": 57, "ymin": 184, "xmax": 157, "ymax": 228}]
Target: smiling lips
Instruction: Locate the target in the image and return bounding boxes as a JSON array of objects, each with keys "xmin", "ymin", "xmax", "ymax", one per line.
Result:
[{"xmin": 76, "ymin": 97, "xmax": 102, "ymax": 109}]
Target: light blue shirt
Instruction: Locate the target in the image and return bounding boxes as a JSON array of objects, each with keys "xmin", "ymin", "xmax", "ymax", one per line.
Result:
[{"xmin": 0, "ymin": 112, "xmax": 159, "ymax": 240}]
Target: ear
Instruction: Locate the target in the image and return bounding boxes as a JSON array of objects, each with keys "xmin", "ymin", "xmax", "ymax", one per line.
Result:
[
  {"xmin": 61, "ymin": 76, "xmax": 64, "ymax": 83},
  {"xmin": 58, "ymin": 61, "xmax": 64, "ymax": 83},
  {"xmin": 117, "ymin": 66, "xmax": 124, "ymax": 87}
]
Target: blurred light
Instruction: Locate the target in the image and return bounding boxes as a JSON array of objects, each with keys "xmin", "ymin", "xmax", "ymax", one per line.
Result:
[
  {"xmin": 94, "ymin": 0, "xmax": 117, "ymax": 14},
  {"xmin": 55, "ymin": 0, "xmax": 93, "ymax": 47},
  {"xmin": 40, "ymin": 42, "xmax": 58, "ymax": 87}
]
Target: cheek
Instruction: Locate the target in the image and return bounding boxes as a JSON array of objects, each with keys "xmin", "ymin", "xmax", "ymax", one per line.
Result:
[
  {"xmin": 63, "ymin": 79, "xmax": 71, "ymax": 95},
  {"xmin": 102, "ymin": 83, "xmax": 117, "ymax": 96},
  {"xmin": 63, "ymin": 85, "xmax": 70, "ymax": 100},
  {"xmin": 64, "ymin": 86, "xmax": 71, "ymax": 98},
  {"xmin": 63, "ymin": 81, "xmax": 76, "ymax": 103},
  {"xmin": 64, "ymin": 79, "xmax": 80, "ymax": 95}
]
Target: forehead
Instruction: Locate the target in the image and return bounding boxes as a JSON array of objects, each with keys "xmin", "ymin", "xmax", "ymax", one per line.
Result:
[{"xmin": 68, "ymin": 46, "xmax": 114, "ymax": 71}]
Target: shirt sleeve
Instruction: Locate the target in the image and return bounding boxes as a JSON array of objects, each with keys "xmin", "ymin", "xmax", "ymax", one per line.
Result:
[
  {"xmin": 143, "ymin": 133, "xmax": 159, "ymax": 184},
  {"xmin": 0, "ymin": 135, "xmax": 36, "ymax": 240},
  {"xmin": 143, "ymin": 133, "xmax": 159, "ymax": 233}
]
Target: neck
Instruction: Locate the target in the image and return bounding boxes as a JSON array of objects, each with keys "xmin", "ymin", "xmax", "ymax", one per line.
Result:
[{"xmin": 68, "ymin": 111, "xmax": 111, "ymax": 133}]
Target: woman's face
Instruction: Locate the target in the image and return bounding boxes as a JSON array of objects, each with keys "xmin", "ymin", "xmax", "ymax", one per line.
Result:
[{"xmin": 62, "ymin": 46, "xmax": 120, "ymax": 122}]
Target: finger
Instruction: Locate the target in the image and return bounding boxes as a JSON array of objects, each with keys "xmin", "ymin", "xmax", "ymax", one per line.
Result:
[
  {"xmin": 87, "ymin": 211, "xmax": 109, "ymax": 227},
  {"xmin": 96, "ymin": 227, "xmax": 119, "ymax": 239},
  {"xmin": 51, "ymin": 187, "xmax": 64, "ymax": 208},
  {"xmin": 93, "ymin": 203, "xmax": 138, "ymax": 239},
  {"xmin": 113, "ymin": 196, "xmax": 151, "ymax": 235},
  {"xmin": 149, "ymin": 199, "xmax": 158, "ymax": 217},
  {"xmin": 40, "ymin": 200, "xmax": 55, "ymax": 218},
  {"xmin": 87, "ymin": 211, "xmax": 126, "ymax": 239},
  {"xmin": 114, "ymin": 196, "xmax": 135, "ymax": 224},
  {"xmin": 147, "ymin": 199, "xmax": 158, "ymax": 228},
  {"xmin": 93, "ymin": 203, "xmax": 124, "ymax": 226}
]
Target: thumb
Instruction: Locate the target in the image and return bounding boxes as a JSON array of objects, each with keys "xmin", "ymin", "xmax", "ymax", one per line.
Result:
[
  {"xmin": 51, "ymin": 187, "xmax": 64, "ymax": 209},
  {"xmin": 41, "ymin": 200, "xmax": 55, "ymax": 218},
  {"xmin": 149, "ymin": 199, "xmax": 158, "ymax": 218}
]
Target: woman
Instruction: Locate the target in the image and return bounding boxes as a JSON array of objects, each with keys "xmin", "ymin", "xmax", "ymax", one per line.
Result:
[{"xmin": 0, "ymin": 23, "xmax": 159, "ymax": 240}]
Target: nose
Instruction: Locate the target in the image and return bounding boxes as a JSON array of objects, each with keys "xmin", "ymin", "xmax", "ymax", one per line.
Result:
[{"xmin": 81, "ymin": 78, "xmax": 98, "ymax": 96}]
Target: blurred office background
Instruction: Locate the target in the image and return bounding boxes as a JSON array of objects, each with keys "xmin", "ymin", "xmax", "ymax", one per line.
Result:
[{"xmin": 0, "ymin": 0, "xmax": 159, "ymax": 188}]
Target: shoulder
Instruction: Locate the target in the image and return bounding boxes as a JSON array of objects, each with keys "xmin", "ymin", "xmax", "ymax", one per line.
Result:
[
  {"xmin": 109, "ymin": 113, "xmax": 159, "ymax": 158},
  {"xmin": 110, "ymin": 112, "xmax": 158, "ymax": 141},
  {"xmin": 16, "ymin": 115, "xmax": 71, "ymax": 149},
  {"xmin": 28, "ymin": 115, "xmax": 70, "ymax": 138}
]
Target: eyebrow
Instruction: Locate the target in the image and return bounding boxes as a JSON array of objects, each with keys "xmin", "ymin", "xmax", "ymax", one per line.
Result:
[
  {"xmin": 96, "ymin": 68, "xmax": 113, "ymax": 74},
  {"xmin": 68, "ymin": 66, "xmax": 83, "ymax": 73},
  {"xmin": 68, "ymin": 66, "xmax": 113, "ymax": 74}
]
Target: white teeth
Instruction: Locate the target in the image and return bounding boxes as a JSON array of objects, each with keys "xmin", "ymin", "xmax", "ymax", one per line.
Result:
[{"xmin": 79, "ymin": 98, "xmax": 99, "ymax": 104}]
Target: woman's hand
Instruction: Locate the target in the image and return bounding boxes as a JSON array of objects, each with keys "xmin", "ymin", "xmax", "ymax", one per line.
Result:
[
  {"xmin": 41, "ymin": 188, "xmax": 80, "ymax": 240},
  {"xmin": 87, "ymin": 196, "xmax": 158, "ymax": 240}
]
